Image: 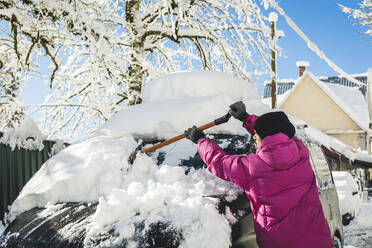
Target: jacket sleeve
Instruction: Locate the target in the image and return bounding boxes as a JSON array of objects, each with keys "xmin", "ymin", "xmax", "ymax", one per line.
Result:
[
  {"xmin": 197, "ymin": 138, "xmax": 250, "ymax": 189},
  {"xmin": 243, "ymin": 114, "xmax": 259, "ymax": 135}
]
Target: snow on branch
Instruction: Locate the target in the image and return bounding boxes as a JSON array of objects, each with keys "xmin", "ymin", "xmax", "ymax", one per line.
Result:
[
  {"xmin": 1, "ymin": 0, "xmax": 274, "ymax": 141},
  {"xmin": 339, "ymin": 0, "xmax": 372, "ymax": 37}
]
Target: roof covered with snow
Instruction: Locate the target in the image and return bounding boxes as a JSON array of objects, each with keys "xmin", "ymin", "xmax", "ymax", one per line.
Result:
[
  {"xmin": 324, "ymin": 82, "xmax": 369, "ymax": 131},
  {"xmin": 263, "ymin": 73, "xmax": 367, "ymax": 98},
  {"xmin": 263, "ymin": 73, "xmax": 368, "ymax": 98},
  {"xmin": 286, "ymin": 72, "xmax": 369, "ymax": 131},
  {"xmin": 264, "ymin": 71, "xmax": 370, "ymax": 132}
]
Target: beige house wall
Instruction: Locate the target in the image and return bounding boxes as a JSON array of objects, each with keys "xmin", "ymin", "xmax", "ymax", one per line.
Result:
[
  {"xmin": 329, "ymin": 133, "xmax": 359, "ymax": 149},
  {"xmin": 280, "ymin": 74, "xmax": 362, "ymax": 149}
]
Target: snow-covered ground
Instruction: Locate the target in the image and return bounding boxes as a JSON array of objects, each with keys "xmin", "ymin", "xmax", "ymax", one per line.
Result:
[{"xmin": 344, "ymin": 196, "xmax": 372, "ymax": 248}]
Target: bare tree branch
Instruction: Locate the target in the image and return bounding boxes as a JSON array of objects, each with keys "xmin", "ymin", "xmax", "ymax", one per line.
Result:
[
  {"xmin": 40, "ymin": 37, "xmax": 59, "ymax": 88},
  {"xmin": 193, "ymin": 38, "xmax": 211, "ymax": 70},
  {"xmin": 25, "ymin": 32, "xmax": 39, "ymax": 66},
  {"xmin": 39, "ymin": 103, "xmax": 109, "ymax": 121},
  {"xmin": 10, "ymin": 15, "xmax": 20, "ymax": 60},
  {"xmin": 116, "ymin": 92, "xmax": 128, "ymax": 105}
]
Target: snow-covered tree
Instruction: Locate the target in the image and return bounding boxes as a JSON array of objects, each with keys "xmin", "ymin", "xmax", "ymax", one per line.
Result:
[
  {"xmin": 0, "ymin": 0, "xmax": 274, "ymax": 140},
  {"xmin": 339, "ymin": 0, "xmax": 372, "ymax": 38},
  {"xmin": 0, "ymin": 67, "xmax": 25, "ymax": 129},
  {"xmin": 0, "ymin": 32, "xmax": 25, "ymax": 129}
]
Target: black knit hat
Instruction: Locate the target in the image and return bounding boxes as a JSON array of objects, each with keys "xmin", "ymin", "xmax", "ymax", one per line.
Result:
[{"xmin": 253, "ymin": 111, "xmax": 295, "ymax": 139}]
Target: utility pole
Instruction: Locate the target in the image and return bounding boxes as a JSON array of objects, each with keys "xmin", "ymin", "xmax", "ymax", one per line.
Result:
[
  {"xmin": 269, "ymin": 12, "xmax": 278, "ymax": 109},
  {"xmin": 367, "ymin": 69, "xmax": 372, "ymax": 155}
]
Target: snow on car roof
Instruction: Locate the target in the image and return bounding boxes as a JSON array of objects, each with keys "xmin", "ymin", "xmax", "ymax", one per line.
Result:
[
  {"xmin": 94, "ymin": 71, "xmax": 270, "ymax": 139},
  {"xmin": 142, "ymin": 71, "xmax": 260, "ymax": 102}
]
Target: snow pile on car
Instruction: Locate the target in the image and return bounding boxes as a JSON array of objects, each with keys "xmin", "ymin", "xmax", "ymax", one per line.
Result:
[
  {"xmin": 5, "ymin": 71, "xmax": 269, "ymax": 247},
  {"xmin": 8, "ymin": 133, "xmax": 243, "ymax": 247},
  {"xmin": 95, "ymin": 71, "xmax": 270, "ymax": 139}
]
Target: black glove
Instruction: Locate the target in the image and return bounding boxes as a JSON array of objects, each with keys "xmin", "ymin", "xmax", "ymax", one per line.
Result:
[
  {"xmin": 229, "ymin": 101, "xmax": 248, "ymax": 122},
  {"xmin": 185, "ymin": 126, "xmax": 205, "ymax": 144}
]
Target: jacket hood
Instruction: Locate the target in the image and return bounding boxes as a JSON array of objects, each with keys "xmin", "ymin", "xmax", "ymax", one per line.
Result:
[{"xmin": 256, "ymin": 133, "xmax": 307, "ymax": 170}]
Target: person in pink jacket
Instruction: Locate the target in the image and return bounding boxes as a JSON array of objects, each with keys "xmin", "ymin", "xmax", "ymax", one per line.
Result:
[{"xmin": 185, "ymin": 101, "xmax": 333, "ymax": 248}]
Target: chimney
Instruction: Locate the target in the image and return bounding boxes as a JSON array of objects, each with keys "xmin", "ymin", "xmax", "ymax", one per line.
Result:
[{"xmin": 296, "ymin": 61, "xmax": 310, "ymax": 77}]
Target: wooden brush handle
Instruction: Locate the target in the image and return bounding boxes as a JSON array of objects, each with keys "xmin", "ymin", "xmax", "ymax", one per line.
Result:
[{"xmin": 139, "ymin": 121, "xmax": 216, "ymax": 154}]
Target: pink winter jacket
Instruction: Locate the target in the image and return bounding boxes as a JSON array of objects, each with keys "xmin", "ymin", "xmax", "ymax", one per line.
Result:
[{"xmin": 197, "ymin": 115, "xmax": 333, "ymax": 248}]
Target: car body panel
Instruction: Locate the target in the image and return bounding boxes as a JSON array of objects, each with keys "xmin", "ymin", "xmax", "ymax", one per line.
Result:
[{"xmin": 301, "ymin": 137, "xmax": 344, "ymax": 246}]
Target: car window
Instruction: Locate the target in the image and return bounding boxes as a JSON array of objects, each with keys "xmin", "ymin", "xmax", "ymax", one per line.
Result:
[{"xmin": 306, "ymin": 142, "xmax": 334, "ymax": 190}]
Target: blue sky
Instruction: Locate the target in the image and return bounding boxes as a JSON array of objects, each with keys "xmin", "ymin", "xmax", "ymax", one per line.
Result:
[
  {"xmin": 22, "ymin": 0, "xmax": 372, "ymax": 106},
  {"xmin": 271, "ymin": 0, "xmax": 371, "ymax": 80}
]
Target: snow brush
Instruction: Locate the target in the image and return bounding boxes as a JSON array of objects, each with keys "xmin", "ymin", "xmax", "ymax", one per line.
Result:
[{"xmin": 128, "ymin": 112, "xmax": 232, "ymax": 164}]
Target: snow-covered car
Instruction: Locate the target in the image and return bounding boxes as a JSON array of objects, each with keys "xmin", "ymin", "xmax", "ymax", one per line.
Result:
[
  {"xmin": 332, "ymin": 171, "xmax": 363, "ymax": 226},
  {"xmin": 352, "ymin": 174, "xmax": 364, "ymax": 196},
  {"xmin": 0, "ymin": 72, "xmax": 344, "ymax": 248}
]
